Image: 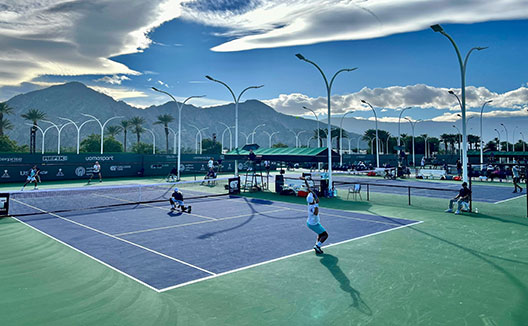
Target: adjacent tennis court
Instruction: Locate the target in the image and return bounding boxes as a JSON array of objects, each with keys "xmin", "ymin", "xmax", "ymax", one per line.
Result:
[{"xmin": 9, "ymin": 182, "xmax": 420, "ymax": 291}]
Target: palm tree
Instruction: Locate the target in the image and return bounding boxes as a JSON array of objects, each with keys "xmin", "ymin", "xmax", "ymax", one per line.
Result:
[
  {"xmin": 106, "ymin": 125, "xmax": 122, "ymax": 138},
  {"xmin": 21, "ymin": 109, "xmax": 47, "ymax": 153},
  {"xmin": 154, "ymin": 114, "xmax": 174, "ymax": 153},
  {"xmin": 129, "ymin": 116, "xmax": 145, "ymax": 143},
  {"xmin": 120, "ymin": 120, "xmax": 131, "ymax": 152},
  {"xmin": 440, "ymin": 133, "xmax": 450, "ymax": 153},
  {"xmin": 467, "ymin": 134, "xmax": 480, "ymax": 150},
  {"xmin": 0, "ymin": 119, "xmax": 13, "ymax": 136},
  {"xmin": 0, "ymin": 102, "xmax": 14, "ymax": 136}
]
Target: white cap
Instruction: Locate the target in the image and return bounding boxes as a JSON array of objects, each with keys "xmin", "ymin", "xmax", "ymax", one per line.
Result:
[{"xmin": 306, "ymin": 192, "xmax": 314, "ymax": 204}]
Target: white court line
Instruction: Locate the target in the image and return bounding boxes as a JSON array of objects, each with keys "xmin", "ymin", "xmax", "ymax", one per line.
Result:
[
  {"xmin": 12, "ymin": 198, "xmax": 215, "ymax": 277},
  {"xmin": 158, "ymin": 220, "xmax": 424, "ymax": 292},
  {"xmin": 114, "ymin": 208, "xmax": 287, "ymax": 237},
  {"xmin": 269, "ymin": 201, "xmax": 411, "ymax": 227},
  {"xmin": 494, "ymin": 194, "xmax": 527, "ymax": 204},
  {"xmin": 95, "ymin": 193, "xmax": 218, "ymax": 221},
  {"xmin": 10, "ymin": 216, "xmax": 161, "ymax": 293}
]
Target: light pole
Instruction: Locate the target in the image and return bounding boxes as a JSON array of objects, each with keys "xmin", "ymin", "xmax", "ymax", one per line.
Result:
[
  {"xmin": 339, "ymin": 110, "xmax": 354, "ymax": 166},
  {"xmin": 357, "ymin": 137, "xmax": 361, "ymax": 154},
  {"xmin": 453, "ymin": 124, "xmax": 462, "ymax": 161},
  {"xmin": 240, "ymin": 131, "xmax": 250, "ymax": 145},
  {"xmin": 296, "ymin": 53, "xmax": 357, "ymax": 192},
  {"xmin": 290, "ymin": 130, "xmax": 306, "ymax": 148},
  {"xmin": 263, "ymin": 131, "xmax": 279, "ymax": 148},
  {"xmin": 348, "ymin": 138, "xmax": 355, "ymax": 154},
  {"xmin": 27, "ymin": 123, "xmax": 57, "ymax": 154},
  {"xmin": 512, "ymin": 126, "xmax": 518, "ymax": 151},
  {"xmin": 405, "ymin": 118, "xmax": 421, "ymax": 167},
  {"xmin": 397, "ymin": 107, "xmax": 411, "ymax": 160},
  {"xmin": 303, "ymin": 106, "xmax": 320, "ymax": 147},
  {"xmin": 251, "ymin": 124, "xmax": 266, "ymax": 144},
  {"xmin": 206, "ymin": 76, "xmax": 263, "ymax": 176},
  {"xmin": 152, "ymin": 87, "xmax": 205, "ymax": 181},
  {"xmin": 57, "ymin": 118, "xmax": 93, "ymax": 154},
  {"xmin": 81, "ymin": 114, "xmax": 123, "ymax": 154},
  {"xmin": 144, "ymin": 128, "xmax": 156, "ymax": 154},
  {"xmin": 424, "ymin": 135, "xmax": 429, "ymax": 159},
  {"xmin": 494, "ymin": 128, "xmax": 501, "ymax": 151},
  {"xmin": 500, "ymin": 123, "xmax": 509, "ymax": 152},
  {"xmin": 479, "ymin": 100, "xmax": 493, "ymax": 169},
  {"xmin": 218, "ymin": 122, "xmax": 233, "ymax": 151},
  {"xmin": 166, "ymin": 127, "xmax": 178, "ymax": 154},
  {"xmin": 520, "ymin": 132, "xmax": 526, "ymax": 152},
  {"xmin": 190, "ymin": 125, "xmax": 208, "ymax": 154},
  {"xmin": 431, "ymin": 23, "xmax": 488, "ymax": 183},
  {"xmin": 361, "ymin": 100, "xmax": 380, "ymax": 168}
]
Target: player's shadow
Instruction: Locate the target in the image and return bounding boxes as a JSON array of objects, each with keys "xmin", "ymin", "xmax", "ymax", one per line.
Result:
[
  {"xmin": 319, "ymin": 254, "xmax": 372, "ymax": 316},
  {"xmin": 167, "ymin": 210, "xmax": 183, "ymax": 217}
]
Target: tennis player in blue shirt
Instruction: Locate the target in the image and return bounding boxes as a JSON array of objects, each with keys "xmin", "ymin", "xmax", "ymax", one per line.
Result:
[
  {"xmin": 21, "ymin": 165, "xmax": 39, "ymax": 191},
  {"xmin": 302, "ymin": 177, "xmax": 328, "ymax": 254}
]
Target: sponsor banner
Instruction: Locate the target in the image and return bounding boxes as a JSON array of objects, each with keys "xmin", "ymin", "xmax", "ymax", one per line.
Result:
[
  {"xmin": 42, "ymin": 155, "xmax": 68, "ymax": 162},
  {"xmin": 0, "ymin": 157, "xmax": 23, "ymax": 163},
  {"xmin": 0, "ymin": 154, "xmax": 235, "ymax": 182},
  {"xmin": 0, "ymin": 193, "xmax": 9, "ymax": 217}
]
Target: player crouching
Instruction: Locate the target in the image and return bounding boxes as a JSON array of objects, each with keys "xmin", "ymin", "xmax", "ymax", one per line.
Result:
[{"xmin": 170, "ymin": 187, "xmax": 192, "ymax": 213}]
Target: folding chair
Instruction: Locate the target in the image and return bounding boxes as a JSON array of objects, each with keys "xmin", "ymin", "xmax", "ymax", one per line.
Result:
[{"xmin": 347, "ymin": 184, "xmax": 362, "ymax": 200}]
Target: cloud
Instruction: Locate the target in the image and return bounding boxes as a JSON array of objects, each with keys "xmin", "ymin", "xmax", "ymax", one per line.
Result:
[
  {"xmin": 262, "ymin": 84, "xmax": 528, "ymax": 119},
  {"xmin": 179, "ymin": 0, "xmax": 528, "ymax": 52},
  {"xmin": 95, "ymin": 75, "xmax": 131, "ymax": 85},
  {"xmin": 157, "ymin": 80, "xmax": 169, "ymax": 88},
  {"xmin": 87, "ymin": 85, "xmax": 148, "ymax": 101},
  {"xmin": 0, "ymin": 0, "xmax": 183, "ymax": 87}
]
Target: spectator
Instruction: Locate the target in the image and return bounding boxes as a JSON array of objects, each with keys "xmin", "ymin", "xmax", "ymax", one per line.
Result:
[{"xmin": 456, "ymin": 159, "xmax": 462, "ymax": 176}]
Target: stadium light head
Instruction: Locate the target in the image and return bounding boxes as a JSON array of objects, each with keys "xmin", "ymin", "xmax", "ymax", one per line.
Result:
[
  {"xmin": 295, "ymin": 53, "xmax": 306, "ymax": 61},
  {"xmin": 476, "ymin": 47, "xmax": 488, "ymax": 51},
  {"xmin": 205, "ymin": 75, "xmax": 214, "ymax": 81},
  {"xmin": 151, "ymin": 87, "xmax": 160, "ymax": 92},
  {"xmin": 448, "ymin": 90, "xmax": 455, "ymax": 95},
  {"xmin": 431, "ymin": 24, "xmax": 444, "ymax": 33},
  {"xmin": 360, "ymin": 99, "xmax": 367, "ymax": 104}
]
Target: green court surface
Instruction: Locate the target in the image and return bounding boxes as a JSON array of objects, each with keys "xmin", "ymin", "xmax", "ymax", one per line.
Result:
[{"xmin": 1, "ymin": 177, "xmax": 527, "ymax": 326}]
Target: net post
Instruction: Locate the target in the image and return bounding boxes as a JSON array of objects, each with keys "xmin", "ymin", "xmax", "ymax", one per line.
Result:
[
  {"xmin": 367, "ymin": 184, "xmax": 369, "ymax": 201},
  {"xmin": 525, "ymin": 164, "xmax": 527, "ymax": 218},
  {"xmin": 408, "ymin": 186, "xmax": 411, "ymax": 205},
  {"xmin": 469, "ymin": 174, "xmax": 472, "ymax": 213}
]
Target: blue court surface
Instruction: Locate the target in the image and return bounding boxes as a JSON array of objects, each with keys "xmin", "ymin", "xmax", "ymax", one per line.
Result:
[{"xmin": 11, "ymin": 195, "xmax": 420, "ymax": 292}]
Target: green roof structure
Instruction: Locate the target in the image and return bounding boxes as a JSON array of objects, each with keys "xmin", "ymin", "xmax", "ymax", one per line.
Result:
[{"xmin": 225, "ymin": 147, "xmax": 339, "ymax": 162}]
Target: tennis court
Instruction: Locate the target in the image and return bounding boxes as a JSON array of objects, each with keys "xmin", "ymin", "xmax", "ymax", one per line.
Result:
[
  {"xmin": 2, "ymin": 174, "xmax": 528, "ymax": 326},
  {"xmin": 9, "ymin": 180, "xmax": 419, "ymax": 292},
  {"xmin": 290, "ymin": 173, "xmax": 524, "ymax": 203}
]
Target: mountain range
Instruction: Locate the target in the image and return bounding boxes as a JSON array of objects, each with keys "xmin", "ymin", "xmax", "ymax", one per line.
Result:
[{"xmin": 4, "ymin": 82, "xmax": 365, "ymax": 152}]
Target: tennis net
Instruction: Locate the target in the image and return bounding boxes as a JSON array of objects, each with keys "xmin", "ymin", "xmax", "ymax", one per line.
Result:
[{"xmin": 7, "ymin": 177, "xmax": 234, "ymax": 217}]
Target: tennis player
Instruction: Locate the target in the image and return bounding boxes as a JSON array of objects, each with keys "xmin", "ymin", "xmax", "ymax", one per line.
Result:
[
  {"xmin": 301, "ymin": 177, "xmax": 328, "ymax": 254},
  {"xmin": 21, "ymin": 165, "xmax": 40, "ymax": 191},
  {"xmin": 88, "ymin": 161, "xmax": 102, "ymax": 184},
  {"xmin": 170, "ymin": 187, "xmax": 192, "ymax": 213}
]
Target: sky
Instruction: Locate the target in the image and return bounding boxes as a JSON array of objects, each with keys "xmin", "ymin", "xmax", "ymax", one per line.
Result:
[{"xmin": 1, "ymin": 0, "xmax": 528, "ymax": 134}]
